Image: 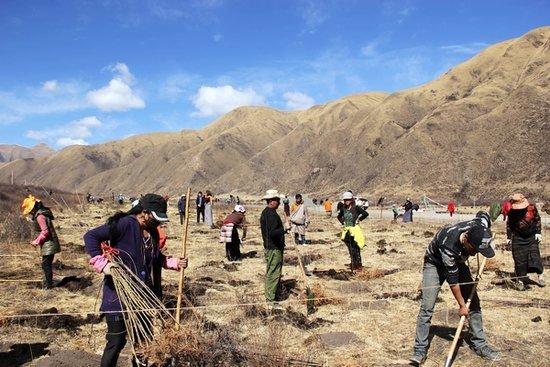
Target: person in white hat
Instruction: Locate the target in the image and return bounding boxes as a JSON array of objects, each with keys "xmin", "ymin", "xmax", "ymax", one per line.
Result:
[
  {"xmin": 337, "ymin": 191, "xmax": 368, "ymax": 271},
  {"xmin": 260, "ymin": 189, "xmax": 289, "ymax": 309},
  {"xmin": 220, "ymin": 205, "xmax": 247, "ymax": 261}
]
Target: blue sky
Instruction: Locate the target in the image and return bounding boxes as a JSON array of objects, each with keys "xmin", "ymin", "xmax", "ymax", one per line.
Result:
[{"xmin": 0, "ymin": 0, "xmax": 548, "ymax": 149}]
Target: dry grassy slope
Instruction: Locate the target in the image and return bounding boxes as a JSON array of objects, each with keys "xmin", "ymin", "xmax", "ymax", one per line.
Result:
[{"xmin": 0, "ymin": 143, "xmax": 54, "ymax": 163}]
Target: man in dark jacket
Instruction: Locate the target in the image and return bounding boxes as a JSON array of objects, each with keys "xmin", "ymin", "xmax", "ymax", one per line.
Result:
[
  {"xmin": 260, "ymin": 189, "xmax": 289, "ymax": 309},
  {"xmin": 337, "ymin": 191, "xmax": 369, "ymax": 271},
  {"xmin": 410, "ymin": 215, "xmax": 500, "ymax": 365},
  {"xmin": 196, "ymin": 191, "xmax": 205, "ymax": 223},
  {"xmin": 177, "ymin": 194, "xmax": 187, "ymax": 225}
]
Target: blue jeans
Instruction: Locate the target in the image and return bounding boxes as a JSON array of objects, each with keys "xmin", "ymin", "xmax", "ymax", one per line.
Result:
[{"xmin": 412, "ymin": 261, "xmax": 487, "ymax": 355}]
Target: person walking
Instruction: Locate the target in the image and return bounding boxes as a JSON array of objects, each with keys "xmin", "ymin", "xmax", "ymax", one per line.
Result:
[
  {"xmin": 409, "ymin": 217, "xmax": 500, "ymax": 365},
  {"xmin": 506, "ymin": 193, "xmax": 544, "ymax": 289},
  {"xmin": 204, "ymin": 190, "xmax": 214, "ymax": 227},
  {"xmin": 447, "ymin": 201, "xmax": 456, "ymax": 217},
  {"xmin": 177, "ymin": 194, "xmax": 187, "ymax": 225},
  {"xmin": 324, "ymin": 199, "xmax": 333, "ymax": 217},
  {"xmin": 337, "ymin": 191, "xmax": 368, "ymax": 272},
  {"xmin": 282, "ymin": 195, "xmax": 291, "ymax": 217},
  {"xmin": 403, "ymin": 198, "xmax": 414, "ymax": 222},
  {"xmin": 220, "ymin": 205, "xmax": 247, "ymax": 261},
  {"xmin": 84, "ymin": 194, "xmax": 188, "ymax": 367},
  {"xmin": 21, "ymin": 195, "xmax": 61, "ymax": 289},
  {"xmin": 196, "ymin": 191, "xmax": 205, "ymax": 223},
  {"xmin": 290, "ymin": 194, "xmax": 309, "ymax": 246},
  {"xmin": 260, "ymin": 189, "xmax": 289, "ymax": 310}
]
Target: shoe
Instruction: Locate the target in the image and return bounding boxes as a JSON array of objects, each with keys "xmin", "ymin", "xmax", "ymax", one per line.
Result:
[
  {"xmin": 409, "ymin": 353, "xmax": 426, "ymax": 366},
  {"xmin": 352, "ymin": 264, "xmax": 364, "ymax": 272},
  {"xmin": 513, "ymin": 280, "xmax": 526, "ymax": 291},
  {"xmin": 271, "ymin": 302, "xmax": 284, "ymax": 311},
  {"xmin": 537, "ymin": 274, "xmax": 546, "ymax": 287},
  {"xmin": 473, "ymin": 345, "xmax": 500, "ymax": 361}
]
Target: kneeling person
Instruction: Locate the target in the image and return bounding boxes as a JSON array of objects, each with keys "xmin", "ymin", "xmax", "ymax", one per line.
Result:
[{"xmin": 410, "ymin": 219, "xmax": 500, "ymax": 365}]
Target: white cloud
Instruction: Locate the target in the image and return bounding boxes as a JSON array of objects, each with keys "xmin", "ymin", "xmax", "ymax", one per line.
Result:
[
  {"xmin": 56, "ymin": 138, "xmax": 88, "ymax": 147},
  {"xmin": 213, "ymin": 33, "xmax": 223, "ymax": 42},
  {"xmin": 191, "ymin": 85, "xmax": 265, "ymax": 117},
  {"xmin": 283, "ymin": 92, "xmax": 315, "ymax": 110},
  {"xmin": 298, "ymin": 0, "xmax": 328, "ymax": 34},
  {"xmin": 41, "ymin": 80, "xmax": 59, "ymax": 92},
  {"xmin": 87, "ymin": 63, "xmax": 144, "ymax": 112},
  {"xmin": 25, "ymin": 116, "xmax": 102, "ymax": 147},
  {"xmin": 441, "ymin": 42, "xmax": 488, "ymax": 55}
]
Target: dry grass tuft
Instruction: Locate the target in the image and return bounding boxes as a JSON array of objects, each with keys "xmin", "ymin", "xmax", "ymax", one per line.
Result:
[{"xmin": 354, "ymin": 268, "xmax": 399, "ymax": 281}]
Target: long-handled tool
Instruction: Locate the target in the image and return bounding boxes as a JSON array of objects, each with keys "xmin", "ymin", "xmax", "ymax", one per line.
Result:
[
  {"xmin": 444, "ymin": 254, "xmax": 488, "ymax": 367},
  {"xmin": 175, "ymin": 187, "xmax": 191, "ymax": 330}
]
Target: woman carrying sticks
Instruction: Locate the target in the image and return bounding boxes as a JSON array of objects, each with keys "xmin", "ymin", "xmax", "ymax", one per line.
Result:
[{"xmin": 84, "ymin": 194, "xmax": 188, "ymax": 367}]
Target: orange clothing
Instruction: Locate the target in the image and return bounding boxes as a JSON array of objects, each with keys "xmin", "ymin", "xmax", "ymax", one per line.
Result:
[
  {"xmin": 158, "ymin": 227, "xmax": 167, "ymax": 250},
  {"xmin": 324, "ymin": 200, "xmax": 333, "ymax": 212}
]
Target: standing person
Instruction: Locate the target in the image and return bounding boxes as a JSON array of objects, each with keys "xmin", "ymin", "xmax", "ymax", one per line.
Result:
[
  {"xmin": 21, "ymin": 195, "xmax": 61, "ymax": 289},
  {"xmin": 337, "ymin": 191, "xmax": 368, "ymax": 272},
  {"xmin": 447, "ymin": 201, "xmax": 456, "ymax": 217},
  {"xmin": 290, "ymin": 194, "xmax": 310, "ymax": 246},
  {"xmin": 196, "ymin": 191, "xmax": 205, "ymax": 223},
  {"xmin": 84, "ymin": 194, "xmax": 188, "ymax": 367},
  {"xmin": 236, "ymin": 196, "xmax": 240, "ymax": 205},
  {"xmin": 204, "ymin": 190, "xmax": 214, "ymax": 227},
  {"xmin": 506, "ymin": 193, "xmax": 544, "ymax": 289},
  {"xmin": 403, "ymin": 198, "xmax": 414, "ymax": 222},
  {"xmin": 177, "ymin": 194, "xmax": 187, "ymax": 225},
  {"xmin": 260, "ymin": 189, "xmax": 289, "ymax": 310},
  {"xmin": 282, "ymin": 195, "xmax": 291, "ymax": 217},
  {"xmin": 409, "ymin": 219, "xmax": 500, "ymax": 365},
  {"xmin": 220, "ymin": 205, "xmax": 247, "ymax": 261},
  {"xmin": 324, "ymin": 198, "xmax": 333, "ymax": 217}
]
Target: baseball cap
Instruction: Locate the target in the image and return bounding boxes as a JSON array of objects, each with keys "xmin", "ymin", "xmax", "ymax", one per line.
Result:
[
  {"xmin": 467, "ymin": 226, "xmax": 495, "ymax": 258},
  {"xmin": 140, "ymin": 194, "xmax": 169, "ymax": 222}
]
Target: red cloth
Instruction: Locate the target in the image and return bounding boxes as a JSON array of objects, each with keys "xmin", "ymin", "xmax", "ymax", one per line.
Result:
[
  {"xmin": 158, "ymin": 227, "xmax": 167, "ymax": 250},
  {"xmin": 447, "ymin": 201, "xmax": 456, "ymax": 213},
  {"xmin": 502, "ymin": 201, "xmax": 512, "ymax": 216}
]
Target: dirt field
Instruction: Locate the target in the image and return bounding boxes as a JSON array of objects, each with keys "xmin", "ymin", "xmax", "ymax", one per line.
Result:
[{"xmin": 0, "ymin": 201, "xmax": 548, "ymax": 367}]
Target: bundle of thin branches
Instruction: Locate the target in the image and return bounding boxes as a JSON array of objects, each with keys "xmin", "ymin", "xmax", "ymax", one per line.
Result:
[{"xmin": 109, "ymin": 255, "xmax": 175, "ymax": 356}]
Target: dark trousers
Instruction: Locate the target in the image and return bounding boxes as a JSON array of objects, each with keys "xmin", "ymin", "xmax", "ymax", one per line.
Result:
[
  {"xmin": 179, "ymin": 212, "xmax": 185, "ymax": 225},
  {"xmin": 101, "ymin": 315, "xmax": 141, "ymax": 367},
  {"xmin": 344, "ymin": 233, "xmax": 362, "ymax": 267},
  {"xmin": 41, "ymin": 254, "xmax": 54, "ymax": 289},
  {"xmin": 196, "ymin": 207, "xmax": 205, "ymax": 223}
]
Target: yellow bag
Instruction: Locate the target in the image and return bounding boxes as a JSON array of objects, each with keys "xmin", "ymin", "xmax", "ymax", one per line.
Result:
[{"xmin": 341, "ymin": 225, "xmax": 365, "ymax": 249}]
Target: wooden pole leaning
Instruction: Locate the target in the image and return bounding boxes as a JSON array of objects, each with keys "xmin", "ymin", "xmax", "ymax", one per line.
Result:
[
  {"xmin": 444, "ymin": 254, "xmax": 488, "ymax": 367},
  {"xmin": 175, "ymin": 187, "xmax": 192, "ymax": 330}
]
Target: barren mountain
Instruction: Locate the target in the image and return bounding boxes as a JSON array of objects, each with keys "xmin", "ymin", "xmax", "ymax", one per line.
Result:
[
  {"xmin": 1, "ymin": 27, "xmax": 549, "ymax": 201},
  {"xmin": 0, "ymin": 143, "xmax": 54, "ymax": 163}
]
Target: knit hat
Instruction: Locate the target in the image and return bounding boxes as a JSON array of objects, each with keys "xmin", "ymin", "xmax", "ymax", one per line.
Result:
[
  {"xmin": 140, "ymin": 194, "xmax": 169, "ymax": 222},
  {"xmin": 467, "ymin": 226, "xmax": 495, "ymax": 258},
  {"xmin": 510, "ymin": 193, "xmax": 529, "ymax": 210},
  {"xmin": 21, "ymin": 195, "xmax": 40, "ymax": 215}
]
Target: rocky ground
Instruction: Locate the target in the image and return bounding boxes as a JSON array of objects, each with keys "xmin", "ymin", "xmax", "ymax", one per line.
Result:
[{"xmin": 0, "ymin": 201, "xmax": 548, "ymax": 367}]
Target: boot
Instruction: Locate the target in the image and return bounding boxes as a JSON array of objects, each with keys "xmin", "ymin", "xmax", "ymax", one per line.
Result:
[
  {"xmin": 468, "ymin": 311, "xmax": 500, "ymax": 361},
  {"xmin": 537, "ymin": 274, "xmax": 546, "ymax": 287}
]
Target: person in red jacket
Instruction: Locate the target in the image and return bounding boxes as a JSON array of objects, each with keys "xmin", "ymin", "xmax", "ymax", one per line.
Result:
[{"xmin": 447, "ymin": 201, "xmax": 456, "ymax": 217}]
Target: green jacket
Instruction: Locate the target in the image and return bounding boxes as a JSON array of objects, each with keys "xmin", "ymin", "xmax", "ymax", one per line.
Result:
[{"xmin": 33, "ymin": 208, "xmax": 61, "ymax": 256}]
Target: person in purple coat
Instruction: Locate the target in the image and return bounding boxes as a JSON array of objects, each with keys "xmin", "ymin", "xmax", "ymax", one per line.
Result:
[{"xmin": 84, "ymin": 193, "xmax": 188, "ymax": 367}]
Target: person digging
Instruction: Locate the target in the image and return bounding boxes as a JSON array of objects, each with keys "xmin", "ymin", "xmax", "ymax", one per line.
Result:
[
  {"xmin": 410, "ymin": 220, "xmax": 500, "ymax": 365},
  {"xmin": 337, "ymin": 191, "xmax": 368, "ymax": 272}
]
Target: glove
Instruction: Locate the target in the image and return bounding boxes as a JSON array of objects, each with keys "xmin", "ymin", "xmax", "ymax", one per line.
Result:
[
  {"xmin": 102, "ymin": 262, "xmax": 119, "ymax": 275},
  {"xmin": 535, "ymin": 234, "xmax": 542, "ymax": 242}
]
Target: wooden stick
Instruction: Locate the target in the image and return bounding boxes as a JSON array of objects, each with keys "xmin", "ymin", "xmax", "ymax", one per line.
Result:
[
  {"xmin": 444, "ymin": 254, "xmax": 488, "ymax": 367},
  {"xmin": 175, "ymin": 187, "xmax": 192, "ymax": 329}
]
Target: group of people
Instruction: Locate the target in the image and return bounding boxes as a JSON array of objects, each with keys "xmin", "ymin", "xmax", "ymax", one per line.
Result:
[
  {"xmin": 177, "ymin": 190, "xmax": 215, "ymax": 226},
  {"xmin": 19, "ymin": 188, "xmax": 545, "ymax": 367}
]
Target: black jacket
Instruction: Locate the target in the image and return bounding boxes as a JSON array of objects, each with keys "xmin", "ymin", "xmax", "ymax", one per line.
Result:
[
  {"xmin": 337, "ymin": 204, "xmax": 369, "ymax": 226},
  {"xmin": 260, "ymin": 207, "xmax": 285, "ymax": 250}
]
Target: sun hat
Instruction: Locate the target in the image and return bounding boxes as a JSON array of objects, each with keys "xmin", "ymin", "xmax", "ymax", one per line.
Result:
[
  {"xmin": 467, "ymin": 226, "xmax": 495, "ymax": 258},
  {"xmin": 342, "ymin": 191, "xmax": 353, "ymax": 200},
  {"xmin": 263, "ymin": 189, "xmax": 282, "ymax": 200},
  {"xmin": 510, "ymin": 193, "xmax": 529, "ymax": 210},
  {"xmin": 234, "ymin": 205, "xmax": 246, "ymax": 213},
  {"xmin": 140, "ymin": 193, "xmax": 169, "ymax": 222},
  {"xmin": 21, "ymin": 195, "xmax": 40, "ymax": 215}
]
